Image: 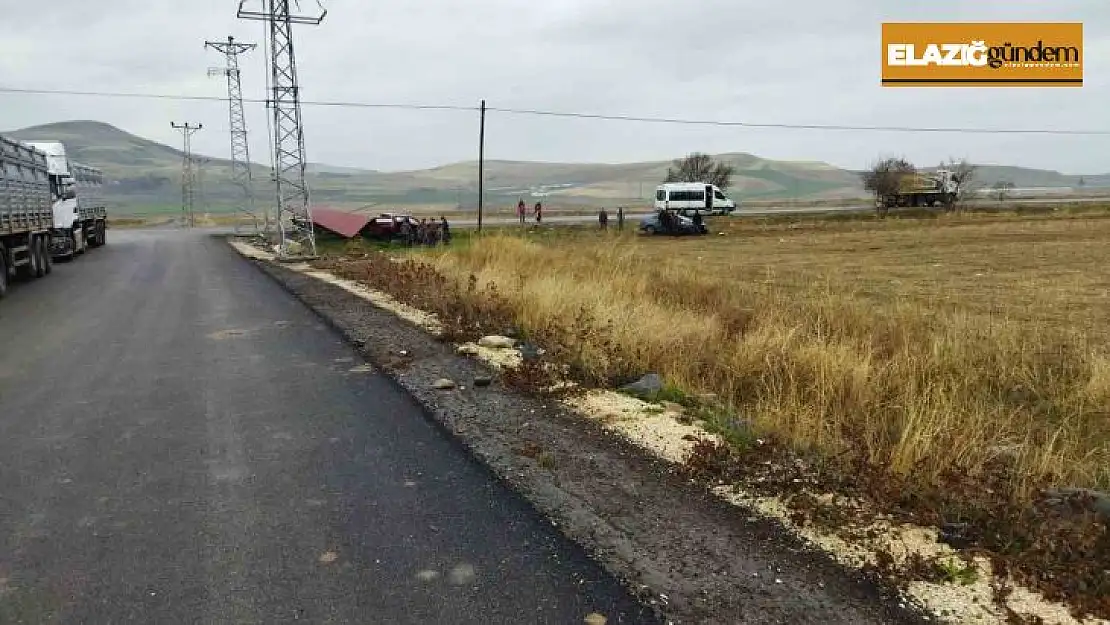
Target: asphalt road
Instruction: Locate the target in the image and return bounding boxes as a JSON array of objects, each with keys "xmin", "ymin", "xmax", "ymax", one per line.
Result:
[{"xmin": 0, "ymin": 229, "xmax": 654, "ymax": 624}]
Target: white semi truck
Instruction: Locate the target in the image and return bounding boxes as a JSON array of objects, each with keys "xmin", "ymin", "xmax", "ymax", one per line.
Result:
[
  {"xmin": 0, "ymin": 136, "xmax": 107, "ymax": 299},
  {"xmin": 22, "ymin": 141, "xmax": 108, "ymax": 258}
]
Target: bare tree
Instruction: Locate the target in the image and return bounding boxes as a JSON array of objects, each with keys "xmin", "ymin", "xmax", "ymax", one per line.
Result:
[
  {"xmin": 861, "ymin": 157, "xmax": 916, "ymax": 206},
  {"xmin": 942, "ymin": 158, "xmax": 977, "ymax": 207},
  {"xmin": 664, "ymin": 153, "xmax": 736, "ymax": 189},
  {"xmin": 993, "ymin": 180, "xmax": 1015, "ymax": 202}
]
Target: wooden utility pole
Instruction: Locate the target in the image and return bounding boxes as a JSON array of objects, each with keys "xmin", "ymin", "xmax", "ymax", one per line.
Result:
[{"xmin": 477, "ymin": 99, "xmax": 486, "ymax": 232}]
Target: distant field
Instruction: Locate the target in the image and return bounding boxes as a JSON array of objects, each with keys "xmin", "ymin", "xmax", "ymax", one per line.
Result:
[
  {"xmin": 12, "ymin": 121, "xmax": 1110, "ymax": 217},
  {"xmin": 108, "ymin": 211, "xmax": 256, "ymax": 229}
]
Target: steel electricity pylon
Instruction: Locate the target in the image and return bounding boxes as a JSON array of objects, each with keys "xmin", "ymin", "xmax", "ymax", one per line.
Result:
[
  {"xmin": 205, "ymin": 36, "xmax": 266, "ymax": 237},
  {"xmin": 237, "ymin": 0, "xmax": 326, "ymax": 258},
  {"xmin": 170, "ymin": 122, "xmax": 203, "ymax": 228}
]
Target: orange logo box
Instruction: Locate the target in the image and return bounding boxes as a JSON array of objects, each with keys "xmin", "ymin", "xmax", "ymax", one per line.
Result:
[{"xmin": 881, "ymin": 22, "xmax": 1083, "ymax": 87}]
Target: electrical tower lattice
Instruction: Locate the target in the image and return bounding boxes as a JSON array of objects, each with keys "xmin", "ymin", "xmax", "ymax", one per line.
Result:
[
  {"xmin": 171, "ymin": 122, "xmax": 203, "ymax": 228},
  {"xmin": 237, "ymin": 0, "xmax": 326, "ymax": 258},
  {"xmin": 205, "ymin": 36, "xmax": 265, "ymax": 237}
]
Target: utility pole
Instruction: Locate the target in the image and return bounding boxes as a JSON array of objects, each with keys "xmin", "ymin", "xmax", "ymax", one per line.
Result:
[
  {"xmin": 171, "ymin": 122, "xmax": 203, "ymax": 228},
  {"xmin": 206, "ymin": 36, "xmax": 265, "ymax": 238},
  {"xmin": 477, "ymin": 99, "xmax": 486, "ymax": 233},
  {"xmin": 237, "ymin": 0, "xmax": 325, "ymax": 258}
]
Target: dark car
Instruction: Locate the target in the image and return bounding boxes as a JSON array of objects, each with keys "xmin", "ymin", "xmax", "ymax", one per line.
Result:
[
  {"xmin": 638, "ymin": 210, "xmax": 708, "ymax": 236},
  {"xmin": 364, "ymin": 213, "xmax": 416, "ymax": 240}
]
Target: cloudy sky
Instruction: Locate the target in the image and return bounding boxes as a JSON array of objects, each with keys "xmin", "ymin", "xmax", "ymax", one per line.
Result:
[{"xmin": 1, "ymin": 1, "xmax": 1106, "ymax": 173}]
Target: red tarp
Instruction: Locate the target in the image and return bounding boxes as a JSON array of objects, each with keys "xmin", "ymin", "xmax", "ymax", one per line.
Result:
[{"xmin": 310, "ymin": 207, "xmax": 372, "ymax": 238}]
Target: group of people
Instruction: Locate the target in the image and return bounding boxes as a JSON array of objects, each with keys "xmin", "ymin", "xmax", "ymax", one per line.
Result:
[
  {"xmin": 398, "ymin": 216, "xmax": 451, "ymax": 247},
  {"xmin": 517, "ymin": 199, "xmax": 543, "ymax": 224},
  {"xmin": 597, "ymin": 206, "xmax": 625, "ymax": 230}
]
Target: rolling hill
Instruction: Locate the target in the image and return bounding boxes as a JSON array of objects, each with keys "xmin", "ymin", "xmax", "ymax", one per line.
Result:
[{"xmin": 5, "ymin": 121, "xmax": 1108, "ymax": 215}]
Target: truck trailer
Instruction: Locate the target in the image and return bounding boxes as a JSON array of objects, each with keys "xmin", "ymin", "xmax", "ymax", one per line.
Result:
[
  {"xmin": 1, "ymin": 136, "xmax": 108, "ymax": 299},
  {"xmin": 0, "ymin": 135, "xmax": 54, "ymax": 297},
  {"xmin": 22, "ymin": 141, "xmax": 108, "ymax": 258}
]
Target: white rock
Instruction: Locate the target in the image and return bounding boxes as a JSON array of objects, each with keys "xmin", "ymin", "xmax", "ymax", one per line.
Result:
[
  {"xmin": 478, "ymin": 335, "xmax": 516, "ymax": 349},
  {"xmin": 457, "ymin": 344, "xmax": 481, "ymax": 356}
]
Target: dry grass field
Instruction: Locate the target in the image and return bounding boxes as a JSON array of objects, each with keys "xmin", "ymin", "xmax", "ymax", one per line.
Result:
[{"xmin": 417, "ymin": 211, "xmax": 1110, "ymax": 500}]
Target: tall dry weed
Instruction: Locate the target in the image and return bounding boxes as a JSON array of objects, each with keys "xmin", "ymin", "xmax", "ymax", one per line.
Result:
[{"xmin": 423, "ymin": 234, "xmax": 1110, "ymax": 499}]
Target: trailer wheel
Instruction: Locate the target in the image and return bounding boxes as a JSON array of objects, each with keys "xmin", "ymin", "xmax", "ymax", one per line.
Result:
[
  {"xmin": 0, "ymin": 247, "xmax": 8, "ymax": 298},
  {"xmin": 42, "ymin": 237, "xmax": 53, "ymax": 275},
  {"xmin": 18, "ymin": 238, "xmax": 41, "ymax": 280},
  {"xmin": 33, "ymin": 237, "xmax": 47, "ymax": 278}
]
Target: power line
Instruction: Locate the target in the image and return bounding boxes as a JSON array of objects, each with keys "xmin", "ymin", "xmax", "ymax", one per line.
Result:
[
  {"xmin": 487, "ymin": 107, "xmax": 1110, "ymax": 136},
  {"xmin": 0, "ymin": 87, "xmax": 474, "ymax": 112},
  {"xmin": 3, "ymin": 86, "xmax": 1110, "ymax": 136}
]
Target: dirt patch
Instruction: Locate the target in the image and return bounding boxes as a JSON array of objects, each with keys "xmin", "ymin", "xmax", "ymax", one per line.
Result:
[
  {"xmin": 243, "ymin": 255, "xmax": 928, "ymax": 625},
  {"xmin": 683, "ymin": 436, "xmax": 1110, "ymax": 624}
]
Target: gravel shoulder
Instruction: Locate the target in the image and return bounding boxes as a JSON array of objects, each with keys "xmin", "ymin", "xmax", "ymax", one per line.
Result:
[{"xmin": 241, "ymin": 247, "xmax": 930, "ymax": 625}]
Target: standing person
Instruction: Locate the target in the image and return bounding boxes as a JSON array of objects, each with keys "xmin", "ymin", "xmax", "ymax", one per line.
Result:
[
  {"xmin": 617, "ymin": 206, "xmax": 624, "ymax": 231},
  {"xmin": 399, "ymin": 217, "xmax": 413, "ymax": 246},
  {"xmin": 440, "ymin": 216, "xmax": 451, "ymax": 244},
  {"xmin": 517, "ymin": 198, "xmax": 527, "ymax": 225},
  {"xmin": 534, "ymin": 201, "xmax": 543, "ymax": 224},
  {"xmin": 429, "ymin": 221, "xmax": 441, "ymax": 246},
  {"xmin": 599, "ymin": 207, "xmax": 609, "ymax": 230},
  {"xmin": 692, "ymin": 209, "xmax": 703, "ymax": 229}
]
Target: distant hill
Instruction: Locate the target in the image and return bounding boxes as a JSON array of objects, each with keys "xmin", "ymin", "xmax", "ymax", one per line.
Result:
[
  {"xmin": 5, "ymin": 121, "xmax": 1108, "ymax": 215},
  {"xmin": 943, "ymin": 165, "xmax": 1110, "ymax": 190}
]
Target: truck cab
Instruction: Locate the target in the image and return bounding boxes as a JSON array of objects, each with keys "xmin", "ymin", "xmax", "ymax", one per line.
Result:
[
  {"xmin": 654, "ymin": 182, "xmax": 737, "ymax": 215},
  {"xmin": 22, "ymin": 141, "xmax": 107, "ymax": 258}
]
